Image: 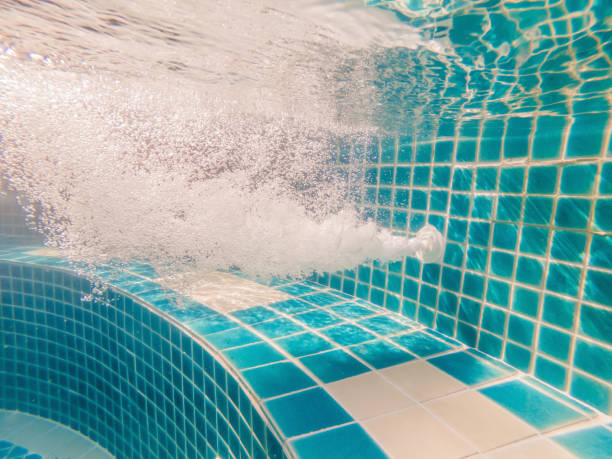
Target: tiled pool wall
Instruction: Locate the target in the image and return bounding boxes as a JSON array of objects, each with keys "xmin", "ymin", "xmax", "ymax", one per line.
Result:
[
  {"xmin": 315, "ymin": 0, "xmax": 612, "ymax": 414},
  {"xmin": 0, "ymin": 261, "xmax": 288, "ymax": 459}
]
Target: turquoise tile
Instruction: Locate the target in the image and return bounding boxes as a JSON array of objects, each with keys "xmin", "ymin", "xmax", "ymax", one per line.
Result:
[
  {"xmin": 490, "ymin": 251, "xmax": 514, "ymax": 278},
  {"xmin": 349, "ymin": 340, "xmax": 415, "ymax": 369},
  {"xmin": 242, "ymin": 362, "xmax": 316, "ymax": 399},
  {"xmin": 300, "ymin": 349, "xmax": 369, "ymax": 383},
  {"xmin": 570, "ymin": 372, "xmax": 611, "ymax": 414},
  {"xmin": 429, "ymin": 351, "xmax": 507, "ymax": 385},
  {"xmin": 278, "ymin": 283, "xmax": 317, "ymax": 296},
  {"xmin": 527, "ymin": 166, "xmax": 557, "ymax": 194},
  {"xmin": 584, "ymin": 269, "xmax": 612, "ymax": 306},
  {"xmin": 579, "ymin": 304, "xmax": 612, "ymax": 346},
  {"xmin": 264, "ymin": 387, "xmax": 352, "ymax": 437},
  {"xmin": 520, "ymin": 226, "xmax": 549, "ymax": 255},
  {"xmin": 512, "ymin": 286, "xmax": 540, "ymax": 318},
  {"xmin": 538, "ymin": 325, "xmax": 570, "ymax": 361},
  {"xmin": 358, "ymin": 315, "xmax": 408, "ymax": 335},
  {"xmin": 321, "ymin": 324, "xmax": 376, "ymax": 346},
  {"xmin": 472, "ymin": 195, "xmax": 493, "ymax": 219},
  {"xmin": 252, "ymin": 317, "xmax": 304, "ymax": 339},
  {"xmin": 302, "ymin": 292, "xmax": 345, "ymax": 306},
  {"xmin": 589, "ymin": 234, "xmax": 612, "ymax": 268},
  {"xmin": 535, "ymin": 356, "xmax": 566, "ymax": 389},
  {"xmin": 276, "ymin": 332, "xmax": 334, "ymax": 357},
  {"xmin": 496, "ymin": 195, "xmax": 522, "ymax": 221},
  {"xmin": 188, "ymin": 314, "xmax": 239, "ymax": 335},
  {"xmin": 486, "ymin": 279, "xmax": 510, "ymax": 307},
  {"xmin": 168, "ymin": 304, "xmax": 216, "ymax": 322},
  {"xmin": 507, "ymin": 315, "xmax": 535, "ymax": 347},
  {"xmin": 555, "ymin": 197, "xmax": 590, "ymax": 229},
  {"xmin": 551, "ymin": 230, "xmax": 586, "ymax": 263},
  {"xmin": 482, "ymin": 306, "xmax": 506, "ymax": 335},
  {"xmin": 493, "ymin": 223, "xmax": 517, "ymax": 250},
  {"xmin": 542, "ymin": 294, "xmax": 576, "ymax": 329},
  {"xmin": 206, "ymin": 328, "xmax": 262, "ymax": 350},
  {"xmin": 554, "ymin": 426, "xmax": 612, "ymax": 458},
  {"xmin": 574, "ymin": 339, "xmax": 612, "ymax": 381},
  {"xmin": 223, "ymin": 342, "xmax": 285, "ymax": 370},
  {"xmin": 499, "ymin": 167, "xmax": 524, "ymax": 193},
  {"xmin": 480, "ymin": 379, "xmax": 584, "ymax": 430},
  {"xmin": 523, "ymin": 196, "xmax": 553, "ymax": 224},
  {"xmin": 292, "ymin": 423, "xmax": 387, "ymax": 459},
  {"xmin": 469, "ymin": 221, "xmax": 490, "ymax": 246},
  {"xmin": 504, "ymin": 341, "xmax": 532, "ymax": 372},
  {"xmin": 475, "ymin": 167, "xmax": 497, "ymax": 191},
  {"xmin": 560, "ymin": 163, "xmax": 597, "ymax": 195},
  {"xmin": 515, "ymin": 256, "xmax": 543, "ymax": 286},
  {"xmin": 600, "ymin": 162, "xmax": 612, "ymax": 194},
  {"xmin": 230, "ymin": 306, "xmax": 278, "ymax": 325},
  {"xmin": 452, "ymin": 168, "xmax": 474, "ymax": 191},
  {"xmin": 328, "ymin": 302, "xmax": 376, "ymax": 319},
  {"xmin": 546, "ymin": 263, "xmax": 580, "ymax": 296},
  {"xmin": 294, "ymin": 310, "xmax": 343, "ymax": 329}
]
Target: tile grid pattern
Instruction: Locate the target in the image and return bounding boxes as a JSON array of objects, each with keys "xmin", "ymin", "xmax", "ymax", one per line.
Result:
[
  {"xmin": 320, "ymin": 126, "xmax": 612, "ymax": 414},
  {"xmin": 2, "ymin": 248, "xmax": 611, "ymax": 458},
  {"xmin": 0, "ymin": 257, "xmax": 290, "ymax": 459}
]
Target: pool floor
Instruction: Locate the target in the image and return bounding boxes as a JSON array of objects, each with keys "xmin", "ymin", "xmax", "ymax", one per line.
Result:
[{"xmin": 0, "ymin": 410, "xmax": 112, "ymax": 459}]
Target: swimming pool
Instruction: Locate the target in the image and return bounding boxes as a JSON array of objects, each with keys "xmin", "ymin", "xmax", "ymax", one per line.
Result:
[{"xmin": 1, "ymin": 0, "xmax": 611, "ymax": 457}]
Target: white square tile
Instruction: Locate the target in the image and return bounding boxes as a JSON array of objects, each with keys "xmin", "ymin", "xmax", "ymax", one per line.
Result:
[
  {"xmin": 325, "ymin": 371, "xmax": 414, "ymax": 420},
  {"xmin": 485, "ymin": 438, "xmax": 576, "ymax": 459},
  {"xmin": 161, "ymin": 271, "xmax": 291, "ymax": 312},
  {"xmin": 364, "ymin": 405, "xmax": 476, "ymax": 459},
  {"xmin": 381, "ymin": 360, "xmax": 466, "ymax": 401},
  {"xmin": 426, "ymin": 390, "xmax": 538, "ymax": 452}
]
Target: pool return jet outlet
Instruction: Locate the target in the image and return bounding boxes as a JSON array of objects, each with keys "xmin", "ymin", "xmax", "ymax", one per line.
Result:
[{"xmin": 373, "ymin": 224, "xmax": 445, "ymax": 264}]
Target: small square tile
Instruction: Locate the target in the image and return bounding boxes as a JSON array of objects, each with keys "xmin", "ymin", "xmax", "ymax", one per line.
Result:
[
  {"xmin": 294, "ymin": 310, "xmax": 343, "ymax": 328},
  {"xmin": 276, "ymin": 332, "xmax": 335, "ymax": 357},
  {"xmin": 381, "ymin": 360, "xmax": 466, "ymax": 402},
  {"xmin": 301, "ymin": 292, "xmax": 345, "ymax": 306},
  {"xmin": 358, "ymin": 315, "xmax": 409, "ymax": 335},
  {"xmin": 349, "ymin": 340, "xmax": 415, "ymax": 369},
  {"xmin": 188, "ymin": 314, "xmax": 238, "ymax": 335},
  {"xmin": 292, "ymin": 424, "xmax": 387, "ymax": 459},
  {"xmin": 428, "ymin": 351, "xmax": 509, "ymax": 385},
  {"xmin": 251, "ymin": 317, "xmax": 304, "ymax": 339},
  {"xmin": 205, "ymin": 328, "xmax": 261, "ymax": 350},
  {"xmin": 321, "ymin": 324, "xmax": 376, "ymax": 346},
  {"xmin": 268, "ymin": 298, "xmax": 313, "ymax": 314},
  {"xmin": 329, "ymin": 302, "xmax": 376, "ymax": 319},
  {"xmin": 230, "ymin": 306, "xmax": 278, "ymax": 324},
  {"xmin": 264, "ymin": 387, "xmax": 352, "ymax": 437},
  {"xmin": 242, "ymin": 362, "xmax": 316, "ymax": 399},
  {"xmin": 426, "ymin": 390, "xmax": 537, "ymax": 451},
  {"xmin": 392, "ymin": 331, "xmax": 453, "ymax": 357},
  {"xmin": 223, "ymin": 342, "xmax": 285, "ymax": 370},
  {"xmin": 300, "ymin": 349, "xmax": 370, "ymax": 383},
  {"xmin": 364, "ymin": 405, "xmax": 475, "ymax": 459},
  {"xmin": 479, "ymin": 379, "xmax": 585, "ymax": 431},
  {"xmin": 326, "ymin": 371, "xmax": 414, "ymax": 420},
  {"xmin": 277, "ymin": 283, "xmax": 318, "ymax": 296}
]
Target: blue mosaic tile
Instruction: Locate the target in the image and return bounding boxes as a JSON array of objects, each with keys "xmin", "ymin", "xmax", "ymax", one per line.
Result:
[
  {"xmin": 276, "ymin": 332, "xmax": 335, "ymax": 358},
  {"xmin": 428, "ymin": 351, "xmax": 508, "ymax": 385},
  {"xmin": 301, "ymin": 292, "xmax": 345, "ymax": 306},
  {"xmin": 357, "ymin": 315, "xmax": 408, "ymax": 335},
  {"xmin": 277, "ymin": 283, "xmax": 318, "ymax": 296},
  {"xmin": 300, "ymin": 349, "xmax": 369, "ymax": 383},
  {"xmin": 349, "ymin": 340, "xmax": 415, "ymax": 369},
  {"xmin": 480, "ymin": 379, "xmax": 585, "ymax": 430},
  {"xmin": 292, "ymin": 423, "xmax": 387, "ymax": 459},
  {"xmin": 264, "ymin": 388, "xmax": 352, "ymax": 438},
  {"xmin": 294, "ymin": 310, "xmax": 343, "ymax": 329},
  {"xmin": 553, "ymin": 426, "xmax": 612, "ymax": 459},
  {"xmin": 242, "ymin": 362, "xmax": 316, "ymax": 399},
  {"xmin": 188, "ymin": 314, "xmax": 238, "ymax": 335},
  {"xmin": 223, "ymin": 342, "xmax": 285, "ymax": 370},
  {"xmin": 251, "ymin": 317, "xmax": 304, "ymax": 339},
  {"xmin": 268, "ymin": 298, "xmax": 313, "ymax": 314},
  {"xmin": 230, "ymin": 306, "xmax": 279, "ymax": 325},
  {"xmin": 205, "ymin": 327, "xmax": 262, "ymax": 350},
  {"xmin": 391, "ymin": 331, "xmax": 453, "ymax": 357},
  {"xmin": 321, "ymin": 324, "xmax": 376, "ymax": 346}
]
